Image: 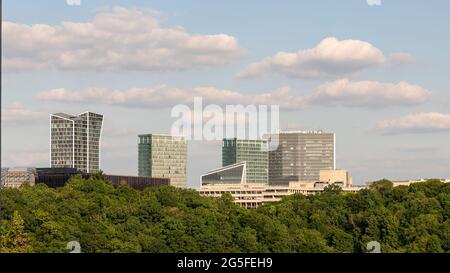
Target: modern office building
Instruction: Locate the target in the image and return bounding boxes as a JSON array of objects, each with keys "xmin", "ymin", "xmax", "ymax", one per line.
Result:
[
  {"xmin": 1, "ymin": 167, "xmax": 35, "ymax": 188},
  {"xmin": 269, "ymin": 131, "xmax": 335, "ymax": 183},
  {"xmin": 138, "ymin": 134, "xmax": 187, "ymax": 188},
  {"xmin": 222, "ymin": 138, "xmax": 268, "ymax": 184},
  {"xmin": 50, "ymin": 112, "xmax": 103, "ymax": 173},
  {"xmin": 201, "ymin": 162, "xmax": 246, "ymax": 186}
]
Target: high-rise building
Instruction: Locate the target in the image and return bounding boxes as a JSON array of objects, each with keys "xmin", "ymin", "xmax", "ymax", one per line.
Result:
[
  {"xmin": 269, "ymin": 131, "xmax": 335, "ymax": 183},
  {"xmin": 138, "ymin": 134, "xmax": 187, "ymax": 188},
  {"xmin": 50, "ymin": 112, "xmax": 103, "ymax": 173},
  {"xmin": 222, "ymin": 138, "xmax": 268, "ymax": 184}
]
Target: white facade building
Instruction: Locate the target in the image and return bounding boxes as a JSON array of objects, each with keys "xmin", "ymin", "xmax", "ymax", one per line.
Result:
[{"xmin": 51, "ymin": 112, "xmax": 103, "ymax": 173}]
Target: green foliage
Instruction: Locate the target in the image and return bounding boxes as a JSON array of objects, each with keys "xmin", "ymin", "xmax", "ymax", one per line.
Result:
[
  {"xmin": 1, "ymin": 177, "xmax": 449, "ymax": 253},
  {"xmin": 1, "ymin": 210, "xmax": 33, "ymax": 252}
]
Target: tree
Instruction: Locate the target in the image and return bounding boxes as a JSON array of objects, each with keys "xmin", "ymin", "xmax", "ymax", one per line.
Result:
[
  {"xmin": 369, "ymin": 179, "xmax": 393, "ymax": 194},
  {"xmin": 1, "ymin": 210, "xmax": 32, "ymax": 253},
  {"xmin": 1, "ymin": 177, "xmax": 448, "ymax": 253},
  {"xmin": 323, "ymin": 184, "xmax": 343, "ymax": 194}
]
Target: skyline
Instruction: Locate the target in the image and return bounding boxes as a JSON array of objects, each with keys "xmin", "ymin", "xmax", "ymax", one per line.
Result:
[{"xmin": 2, "ymin": 0, "xmax": 450, "ymax": 187}]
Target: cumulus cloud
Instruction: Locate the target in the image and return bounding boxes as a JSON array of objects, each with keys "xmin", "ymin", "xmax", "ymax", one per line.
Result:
[
  {"xmin": 3, "ymin": 6, "xmax": 243, "ymax": 72},
  {"xmin": 2, "ymin": 102, "xmax": 46, "ymax": 124},
  {"xmin": 36, "ymin": 85, "xmax": 307, "ymax": 110},
  {"xmin": 307, "ymin": 79, "xmax": 430, "ymax": 108},
  {"xmin": 388, "ymin": 53, "xmax": 416, "ymax": 65},
  {"xmin": 237, "ymin": 37, "xmax": 386, "ymax": 79},
  {"xmin": 377, "ymin": 112, "xmax": 450, "ymax": 134},
  {"xmin": 36, "ymin": 79, "xmax": 430, "ymax": 110}
]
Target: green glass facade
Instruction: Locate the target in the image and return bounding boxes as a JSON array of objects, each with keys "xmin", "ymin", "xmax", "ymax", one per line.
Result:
[
  {"xmin": 222, "ymin": 138, "xmax": 268, "ymax": 184},
  {"xmin": 138, "ymin": 134, "xmax": 187, "ymax": 188}
]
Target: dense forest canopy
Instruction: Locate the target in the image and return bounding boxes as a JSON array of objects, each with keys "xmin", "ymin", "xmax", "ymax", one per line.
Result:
[{"xmin": 1, "ymin": 176, "xmax": 449, "ymax": 253}]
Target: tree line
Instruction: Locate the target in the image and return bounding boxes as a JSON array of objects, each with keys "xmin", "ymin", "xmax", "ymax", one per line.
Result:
[{"xmin": 1, "ymin": 176, "xmax": 449, "ymax": 253}]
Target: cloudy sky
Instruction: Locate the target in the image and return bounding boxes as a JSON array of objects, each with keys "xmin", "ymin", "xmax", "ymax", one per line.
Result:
[{"xmin": 2, "ymin": 0, "xmax": 450, "ymax": 187}]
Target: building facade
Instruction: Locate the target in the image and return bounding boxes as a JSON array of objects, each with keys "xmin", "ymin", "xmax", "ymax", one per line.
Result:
[
  {"xmin": 1, "ymin": 167, "xmax": 35, "ymax": 188},
  {"xmin": 222, "ymin": 138, "xmax": 269, "ymax": 184},
  {"xmin": 201, "ymin": 162, "xmax": 246, "ymax": 186},
  {"xmin": 198, "ymin": 181, "xmax": 362, "ymax": 208},
  {"xmin": 35, "ymin": 167, "xmax": 90, "ymax": 188},
  {"xmin": 138, "ymin": 134, "xmax": 187, "ymax": 188},
  {"xmin": 319, "ymin": 169, "xmax": 352, "ymax": 187},
  {"xmin": 269, "ymin": 131, "xmax": 335, "ymax": 183},
  {"xmin": 50, "ymin": 112, "xmax": 103, "ymax": 173},
  {"xmin": 105, "ymin": 175, "xmax": 169, "ymax": 190},
  {"xmin": 34, "ymin": 168, "xmax": 169, "ymax": 189}
]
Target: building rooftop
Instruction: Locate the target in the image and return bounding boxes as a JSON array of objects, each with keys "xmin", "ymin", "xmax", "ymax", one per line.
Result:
[
  {"xmin": 52, "ymin": 112, "xmax": 76, "ymax": 119},
  {"xmin": 138, "ymin": 133, "xmax": 185, "ymax": 138},
  {"xmin": 204, "ymin": 161, "xmax": 246, "ymax": 175},
  {"xmin": 278, "ymin": 130, "xmax": 329, "ymax": 134}
]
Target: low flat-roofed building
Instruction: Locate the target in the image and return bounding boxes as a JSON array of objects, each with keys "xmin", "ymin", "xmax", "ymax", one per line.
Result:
[
  {"xmin": 198, "ymin": 181, "xmax": 363, "ymax": 208},
  {"xmin": 35, "ymin": 167, "xmax": 89, "ymax": 188},
  {"xmin": 391, "ymin": 178, "xmax": 450, "ymax": 187},
  {"xmin": 1, "ymin": 167, "xmax": 35, "ymax": 188},
  {"xmin": 34, "ymin": 168, "xmax": 169, "ymax": 190},
  {"xmin": 105, "ymin": 174, "xmax": 169, "ymax": 190},
  {"xmin": 198, "ymin": 183, "xmax": 268, "ymax": 208},
  {"xmin": 365, "ymin": 178, "xmax": 450, "ymax": 188}
]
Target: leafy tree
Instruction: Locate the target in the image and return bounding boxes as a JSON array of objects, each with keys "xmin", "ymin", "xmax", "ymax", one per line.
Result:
[
  {"xmin": 0, "ymin": 177, "xmax": 448, "ymax": 253},
  {"xmin": 1, "ymin": 210, "xmax": 32, "ymax": 253}
]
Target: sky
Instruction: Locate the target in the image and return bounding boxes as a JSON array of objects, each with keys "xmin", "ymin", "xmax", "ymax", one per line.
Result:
[{"xmin": 2, "ymin": 0, "xmax": 450, "ymax": 187}]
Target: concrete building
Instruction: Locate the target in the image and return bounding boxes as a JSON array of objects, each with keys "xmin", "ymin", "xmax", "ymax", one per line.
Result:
[
  {"xmin": 269, "ymin": 131, "xmax": 335, "ymax": 184},
  {"xmin": 201, "ymin": 162, "xmax": 246, "ymax": 186},
  {"xmin": 50, "ymin": 112, "xmax": 103, "ymax": 173},
  {"xmin": 222, "ymin": 138, "xmax": 268, "ymax": 184},
  {"xmin": 138, "ymin": 134, "xmax": 187, "ymax": 188},
  {"xmin": 319, "ymin": 169, "xmax": 352, "ymax": 187},
  {"xmin": 1, "ymin": 167, "xmax": 35, "ymax": 188},
  {"xmin": 198, "ymin": 181, "xmax": 362, "ymax": 208}
]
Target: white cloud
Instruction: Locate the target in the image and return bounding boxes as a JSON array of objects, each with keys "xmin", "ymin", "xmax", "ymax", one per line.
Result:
[
  {"xmin": 2, "ymin": 102, "xmax": 46, "ymax": 124},
  {"xmin": 377, "ymin": 112, "xmax": 450, "ymax": 134},
  {"xmin": 36, "ymin": 78, "xmax": 430, "ymax": 110},
  {"xmin": 366, "ymin": 0, "xmax": 382, "ymax": 6},
  {"xmin": 36, "ymin": 85, "xmax": 307, "ymax": 110},
  {"xmin": 237, "ymin": 37, "xmax": 385, "ymax": 79},
  {"xmin": 388, "ymin": 53, "xmax": 416, "ymax": 65},
  {"xmin": 307, "ymin": 79, "xmax": 430, "ymax": 108},
  {"xmin": 3, "ymin": 6, "xmax": 243, "ymax": 72}
]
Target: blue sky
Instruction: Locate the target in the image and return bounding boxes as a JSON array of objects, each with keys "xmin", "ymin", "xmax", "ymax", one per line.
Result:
[{"xmin": 2, "ymin": 0, "xmax": 450, "ymax": 187}]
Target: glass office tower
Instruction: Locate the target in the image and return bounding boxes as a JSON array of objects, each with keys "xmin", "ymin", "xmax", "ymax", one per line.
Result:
[
  {"xmin": 269, "ymin": 131, "xmax": 335, "ymax": 183},
  {"xmin": 50, "ymin": 112, "xmax": 103, "ymax": 173},
  {"xmin": 222, "ymin": 138, "xmax": 268, "ymax": 184},
  {"xmin": 138, "ymin": 134, "xmax": 187, "ymax": 188}
]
